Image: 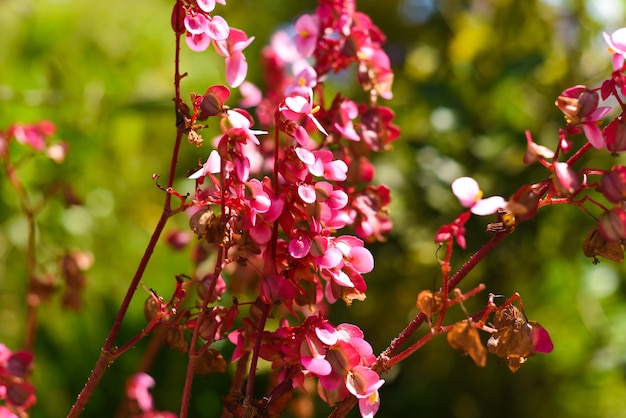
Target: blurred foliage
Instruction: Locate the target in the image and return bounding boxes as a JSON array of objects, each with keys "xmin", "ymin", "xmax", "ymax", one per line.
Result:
[{"xmin": 2, "ymin": 0, "xmax": 626, "ymax": 417}]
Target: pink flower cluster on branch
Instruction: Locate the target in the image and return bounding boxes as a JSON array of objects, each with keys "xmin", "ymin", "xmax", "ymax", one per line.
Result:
[{"xmin": 168, "ymin": 1, "xmax": 399, "ymax": 416}]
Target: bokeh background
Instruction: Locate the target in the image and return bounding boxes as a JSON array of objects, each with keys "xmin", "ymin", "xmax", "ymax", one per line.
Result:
[{"xmin": 2, "ymin": 0, "xmax": 626, "ymax": 417}]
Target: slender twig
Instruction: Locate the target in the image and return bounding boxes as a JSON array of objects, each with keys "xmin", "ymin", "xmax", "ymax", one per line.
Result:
[
  {"xmin": 68, "ymin": 2, "xmax": 187, "ymax": 413},
  {"xmin": 330, "ymin": 232, "xmax": 510, "ymax": 418}
]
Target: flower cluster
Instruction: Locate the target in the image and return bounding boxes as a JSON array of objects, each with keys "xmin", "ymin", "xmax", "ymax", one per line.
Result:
[
  {"xmin": 229, "ymin": 315, "xmax": 384, "ymax": 418},
  {"xmin": 166, "ymin": 1, "xmax": 400, "ymax": 416},
  {"xmin": 173, "ymin": 0, "xmax": 253, "ymax": 87},
  {"xmin": 0, "ymin": 344, "xmax": 36, "ymax": 417}
]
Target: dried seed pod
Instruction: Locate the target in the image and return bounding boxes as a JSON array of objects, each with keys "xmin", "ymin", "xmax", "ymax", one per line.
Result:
[
  {"xmin": 583, "ymin": 226, "xmax": 624, "ymax": 264},
  {"xmin": 416, "ymin": 290, "xmax": 444, "ymax": 318},
  {"xmin": 447, "ymin": 321, "xmax": 487, "ymax": 367},
  {"xmin": 195, "ymin": 348, "xmax": 227, "ymax": 374},
  {"xmin": 163, "ymin": 327, "xmax": 188, "ymax": 353},
  {"xmin": 487, "ymin": 305, "xmax": 553, "ymax": 372},
  {"xmin": 189, "ymin": 209, "xmax": 224, "ymax": 243}
]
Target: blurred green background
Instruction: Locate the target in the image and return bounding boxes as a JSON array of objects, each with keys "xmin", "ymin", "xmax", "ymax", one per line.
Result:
[{"xmin": 2, "ymin": 0, "xmax": 626, "ymax": 417}]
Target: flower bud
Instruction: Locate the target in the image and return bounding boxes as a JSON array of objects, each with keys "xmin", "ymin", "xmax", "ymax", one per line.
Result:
[
  {"xmin": 604, "ymin": 116, "xmax": 626, "ymax": 153},
  {"xmin": 551, "ymin": 162, "xmax": 579, "ymax": 196},
  {"xmin": 555, "ymin": 85, "xmax": 599, "ymax": 123},
  {"xmin": 600, "ymin": 165, "xmax": 626, "ymax": 203},
  {"xmin": 507, "ymin": 184, "xmax": 542, "ymax": 222},
  {"xmin": 598, "ymin": 207, "xmax": 626, "ymax": 242}
]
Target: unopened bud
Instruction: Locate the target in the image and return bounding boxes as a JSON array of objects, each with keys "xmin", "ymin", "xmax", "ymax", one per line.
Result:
[
  {"xmin": 604, "ymin": 116, "xmax": 626, "ymax": 153},
  {"xmin": 598, "ymin": 208, "xmax": 626, "ymax": 242},
  {"xmin": 555, "ymin": 86, "xmax": 599, "ymax": 123},
  {"xmin": 551, "ymin": 162, "xmax": 579, "ymax": 196},
  {"xmin": 507, "ymin": 184, "xmax": 542, "ymax": 222},
  {"xmin": 600, "ymin": 165, "xmax": 626, "ymax": 203}
]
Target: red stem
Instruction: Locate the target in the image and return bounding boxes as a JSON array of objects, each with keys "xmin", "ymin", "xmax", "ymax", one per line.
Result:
[
  {"xmin": 68, "ymin": 5, "xmax": 186, "ymax": 413},
  {"xmin": 330, "ymin": 232, "xmax": 509, "ymax": 418}
]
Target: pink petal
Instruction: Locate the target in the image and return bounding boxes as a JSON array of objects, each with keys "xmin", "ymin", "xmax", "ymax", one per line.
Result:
[
  {"xmin": 349, "ymin": 247, "xmax": 374, "ymax": 273},
  {"xmin": 225, "ymin": 53, "xmax": 247, "ymax": 88},
  {"xmin": 470, "ymin": 196, "xmax": 506, "ymax": 216},
  {"xmin": 186, "ymin": 32, "xmax": 211, "ymax": 52},
  {"xmin": 197, "ymin": 0, "xmax": 216, "ymax": 13},
  {"xmin": 345, "ymin": 366, "xmax": 383, "ymax": 398},
  {"xmin": 285, "ymin": 95, "xmax": 310, "ymax": 114},
  {"xmin": 288, "ymin": 236, "xmax": 311, "ymax": 259},
  {"xmin": 298, "ymin": 184, "xmax": 317, "ymax": 203},
  {"xmin": 604, "ymin": 28, "xmax": 626, "ymax": 54},
  {"xmin": 184, "ymin": 14, "xmax": 208, "ymax": 35},
  {"xmin": 318, "ymin": 247, "xmax": 343, "ymax": 269},
  {"xmin": 301, "ymin": 356, "xmax": 332, "ymax": 376},
  {"xmin": 451, "ymin": 177, "xmax": 480, "ymax": 208},
  {"xmin": 583, "ymin": 123, "xmax": 606, "ymax": 149},
  {"xmin": 295, "ymin": 146, "xmax": 316, "ymax": 165},
  {"xmin": 323, "ymin": 160, "xmax": 348, "ymax": 181},
  {"xmin": 294, "ymin": 14, "xmax": 319, "ymax": 58},
  {"xmin": 588, "ymin": 106, "xmax": 612, "ymax": 121},
  {"xmin": 530, "ymin": 322, "xmax": 554, "ymax": 354},
  {"xmin": 309, "ymin": 114, "xmax": 329, "ymax": 136},
  {"xmin": 315, "ymin": 324, "xmax": 338, "ymax": 345},
  {"xmin": 207, "ymin": 15, "xmax": 230, "ymax": 41},
  {"xmin": 188, "ymin": 150, "xmax": 221, "ymax": 179}
]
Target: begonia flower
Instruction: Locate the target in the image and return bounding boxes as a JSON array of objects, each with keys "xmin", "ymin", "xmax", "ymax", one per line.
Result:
[
  {"xmin": 603, "ymin": 28, "xmax": 626, "ymax": 71},
  {"xmin": 451, "ymin": 177, "xmax": 505, "ymax": 216},
  {"xmin": 126, "ymin": 373, "xmax": 155, "ymax": 412},
  {"xmin": 294, "ymin": 13, "xmax": 319, "ymax": 58},
  {"xmin": 555, "ymin": 86, "xmax": 611, "ymax": 149},
  {"xmin": 213, "ymin": 28, "xmax": 255, "ymax": 87}
]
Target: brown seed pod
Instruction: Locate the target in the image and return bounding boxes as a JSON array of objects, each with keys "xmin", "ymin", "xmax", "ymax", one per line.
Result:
[
  {"xmin": 583, "ymin": 226, "xmax": 624, "ymax": 264},
  {"xmin": 447, "ymin": 321, "xmax": 487, "ymax": 367},
  {"xmin": 195, "ymin": 348, "xmax": 227, "ymax": 374},
  {"xmin": 416, "ymin": 290, "xmax": 444, "ymax": 318}
]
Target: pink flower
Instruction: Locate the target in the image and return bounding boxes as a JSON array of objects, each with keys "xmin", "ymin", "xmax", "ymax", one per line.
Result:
[
  {"xmin": 222, "ymin": 109, "xmax": 267, "ymax": 145},
  {"xmin": 238, "ymin": 81, "xmax": 262, "ymax": 108},
  {"xmin": 435, "ymin": 211, "xmax": 470, "ymax": 249},
  {"xmin": 213, "ymin": 28, "xmax": 255, "ymax": 87},
  {"xmin": 294, "ymin": 13, "xmax": 319, "ymax": 58},
  {"xmin": 279, "ymin": 88, "xmax": 328, "ymax": 146},
  {"xmin": 185, "ymin": 14, "xmax": 229, "ymax": 52},
  {"xmin": 346, "ymin": 366, "xmax": 384, "ymax": 418},
  {"xmin": 126, "ymin": 373, "xmax": 155, "ymax": 412},
  {"xmin": 555, "ymin": 85, "xmax": 611, "ymax": 149},
  {"xmin": 334, "ymin": 99, "xmax": 360, "ymax": 141},
  {"xmin": 451, "ymin": 177, "xmax": 505, "ymax": 216},
  {"xmin": 603, "ymin": 28, "xmax": 626, "ymax": 71},
  {"xmin": 9, "ymin": 120, "xmax": 55, "ymax": 151}
]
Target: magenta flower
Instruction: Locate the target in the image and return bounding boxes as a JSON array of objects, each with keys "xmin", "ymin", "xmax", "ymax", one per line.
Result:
[
  {"xmin": 603, "ymin": 28, "xmax": 626, "ymax": 71},
  {"xmin": 451, "ymin": 177, "xmax": 505, "ymax": 216},
  {"xmin": 213, "ymin": 28, "xmax": 255, "ymax": 88},
  {"xmin": 555, "ymin": 85, "xmax": 611, "ymax": 149}
]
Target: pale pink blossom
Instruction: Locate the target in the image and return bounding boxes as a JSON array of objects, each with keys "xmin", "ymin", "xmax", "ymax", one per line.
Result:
[{"xmin": 452, "ymin": 177, "xmax": 505, "ymax": 216}]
